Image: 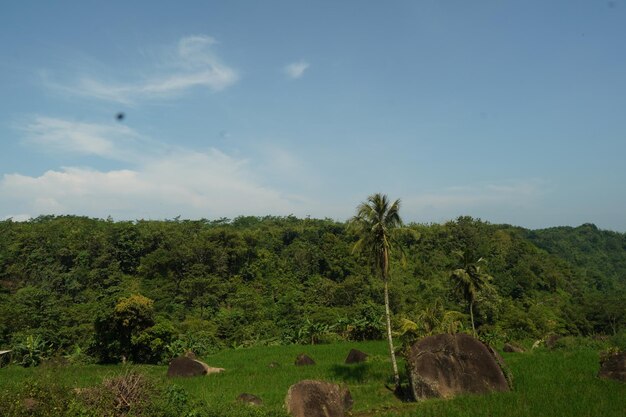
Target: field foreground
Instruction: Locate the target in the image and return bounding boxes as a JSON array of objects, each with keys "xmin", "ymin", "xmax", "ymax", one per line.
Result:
[{"xmin": 1, "ymin": 340, "xmax": 625, "ymax": 417}]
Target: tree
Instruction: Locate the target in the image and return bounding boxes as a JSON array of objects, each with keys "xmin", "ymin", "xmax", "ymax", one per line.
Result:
[
  {"xmin": 450, "ymin": 251, "xmax": 493, "ymax": 336},
  {"xmin": 91, "ymin": 294, "xmax": 156, "ymax": 363},
  {"xmin": 349, "ymin": 193, "xmax": 403, "ymax": 391}
]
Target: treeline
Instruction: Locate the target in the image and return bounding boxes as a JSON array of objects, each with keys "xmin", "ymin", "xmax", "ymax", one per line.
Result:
[{"xmin": 0, "ymin": 215, "xmax": 624, "ymax": 364}]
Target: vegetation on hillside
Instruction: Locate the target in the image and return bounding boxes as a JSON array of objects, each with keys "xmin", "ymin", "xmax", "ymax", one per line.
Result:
[{"xmin": 0, "ymin": 214, "xmax": 624, "ymax": 364}]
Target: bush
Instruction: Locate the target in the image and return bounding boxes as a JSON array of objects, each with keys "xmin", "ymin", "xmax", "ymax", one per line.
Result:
[
  {"xmin": 91, "ymin": 295, "xmax": 165, "ymax": 364},
  {"xmin": 0, "ymin": 372, "xmax": 76, "ymax": 417},
  {"xmin": 0, "ymin": 368, "xmax": 201, "ymax": 417},
  {"xmin": 166, "ymin": 330, "xmax": 224, "ymax": 359},
  {"xmin": 610, "ymin": 330, "xmax": 626, "ymax": 350},
  {"xmin": 11, "ymin": 334, "xmax": 52, "ymax": 367},
  {"xmin": 131, "ymin": 320, "xmax": 177, "ymax": 364}
]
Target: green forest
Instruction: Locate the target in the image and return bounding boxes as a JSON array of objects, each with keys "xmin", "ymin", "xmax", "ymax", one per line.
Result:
[{"xmin": 1, "ymin": 214, "xmax": 625, "ymax": 366}]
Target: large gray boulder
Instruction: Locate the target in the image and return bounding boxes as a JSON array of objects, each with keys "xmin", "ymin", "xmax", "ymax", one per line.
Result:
[
  {"xmin": 285, "ymin": 380, "xmax": 352, "ymax": 417},
  {"xmin": 405, "ymin": 333, "xmax": 511, "ymax": 400}
]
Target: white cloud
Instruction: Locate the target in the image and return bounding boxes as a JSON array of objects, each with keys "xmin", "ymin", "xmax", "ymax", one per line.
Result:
[
  {"xmin": 0, "ymin": 151, "xmax": 301, "ymax": 219},
  {"xmin": 20, "ymin": 116, "xmax": 144, "ymax": 160},
  {"xmin": 48, "ymin": 35, "xmax": 238, "ymax": 104},
  {"xmin": 3, "ymin": 117, "xmax": 305, "ymax": 220},
  {"xmin": 284, "ymin": 60, "xmax": 309, "ymax": 79}
]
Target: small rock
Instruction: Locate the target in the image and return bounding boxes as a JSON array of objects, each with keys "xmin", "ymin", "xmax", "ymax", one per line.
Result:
[
  {"xmin": 598, "ymin": 351, "xmax": 626, "ymax": 382},
  {"xmin": 167, "ymin": 356, "xmax": 224, "ymax": 377},
  {"xmin": 503, "ymin": 343, "xmax": 525, "ymax": 353},
  {"xmin": 295, "ymin": 353, "xmax": 315, "ymax": 366},
  {"xmin": 545, "ymin": 335, "xmax": 561, "ymax": 349},
  {"xmin": 344, "ymin": 348, "xmax": 368, "ymax": 364},
  {"xmin": 268, "ymin": 361, "xmax": 280, "ymax": 368},
  {"xmin": 237, "ymin": 393, "xmax": 263, "ymax": 406}
]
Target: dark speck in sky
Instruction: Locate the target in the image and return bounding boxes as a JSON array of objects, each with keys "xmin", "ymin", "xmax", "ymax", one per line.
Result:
[{"xmin": 116, "ymin": 112, "xmax": 125, "ymax": 121}]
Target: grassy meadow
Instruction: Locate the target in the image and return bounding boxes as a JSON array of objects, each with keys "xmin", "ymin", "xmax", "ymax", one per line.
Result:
[{"xmin": 1, "ymin": 340, "xmax": 625, "ymax": 417}]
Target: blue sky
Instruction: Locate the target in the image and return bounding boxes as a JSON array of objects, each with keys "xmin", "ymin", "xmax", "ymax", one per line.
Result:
[{"xmin": 1, "ymin": 1, "xmax": 625, "ymax": 230}]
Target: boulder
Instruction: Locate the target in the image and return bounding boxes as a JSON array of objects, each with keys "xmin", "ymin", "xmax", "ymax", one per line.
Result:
[
  {"xmin": 545, "ymin": 335, "xmax": 561, "ymax": 349},
  {"xmin": 598, "ymin": 351, "xmax": 626, "ymax": 382},
  {"xmin": 295, "ymin": 353, "xmax": 315, "ymax": 366},
  {"xmin": 166, "ymin": 356, "xmax": 224, "ymax": 377},
  {"xmin": 344, "ymin": 348, "xmax": 368, "ymax": 364},
  {"xmin": 237, "ymin": 393, "xmax": 263, "ymax": 406},
  {"xmin": 405, "ymin": 333, "xmax": 511, "ymax": 400},
  {"xmin": 285, "ymin": 380, "xmax": 353, "ymax": 417},
  {"xmin": 503, "ymin": 343, "xmax": 525, "ymax": 353}
]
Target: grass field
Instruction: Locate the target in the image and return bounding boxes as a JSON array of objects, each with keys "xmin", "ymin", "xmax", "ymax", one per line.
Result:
[{"xmin": 1, "ymin": 340, "xmax": 625, "ymax": 416}]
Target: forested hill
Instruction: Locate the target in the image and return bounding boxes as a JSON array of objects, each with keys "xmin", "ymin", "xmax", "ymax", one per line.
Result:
[
  {"xmin": 0, "ymin": 215, "xmax": 624, "ymax": 364},
  {"xmin": 524, "ymin": 223, "xmax": 626, "ymax": 289}
]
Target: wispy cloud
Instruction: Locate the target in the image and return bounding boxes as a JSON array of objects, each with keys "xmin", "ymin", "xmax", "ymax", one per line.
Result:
[
  {"xmin": 284, "ymin": 60, "xmax": 309, "ymax": 79},
  {"xmin": 20, "ymin": 116, "xmax": 145, "ymax": 161},
  {"xmin": 3, "ymin": 117, "xmax": 305, "ymax": 220},
  {"xmin": 47, "ymin": 35, "xmax": 238, "ymax": 104},
  {"xmin": 0, "ymin": 152, "xmax": 298, "ymax": 220}
]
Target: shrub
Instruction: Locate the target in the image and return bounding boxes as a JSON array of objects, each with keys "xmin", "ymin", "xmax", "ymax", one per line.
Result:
[
  {"xmin": 131, "ymin": 320, "xmax": 177, "ymax": 364},
  {"xmin": 91, "ymin": 295, "xmax": 161, "ymax": 364},
  {"xmin": 11, "ymin": 334, "xmax": 52, "ymax": 367},
  {"xmin": 610, "ymin": 330, "xmax": 626, "ymax": 350},
  {"xmin": 166, "ymin": 330, "xmax": 224, "ymax": 359}
]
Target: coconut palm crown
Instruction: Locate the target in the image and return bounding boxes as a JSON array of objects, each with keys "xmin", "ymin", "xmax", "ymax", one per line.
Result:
[{"xmin": 450, "ymin": 251, "xmax": 493, "ymax": 336}]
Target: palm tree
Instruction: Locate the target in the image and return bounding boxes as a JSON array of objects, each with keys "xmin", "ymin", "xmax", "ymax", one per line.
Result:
[
  {"xmin": 450, "ymin": 251, "xmax": 493, "ymax": 336},
  {"xmin": 349, "ymin": 193, "xmax": 403, "ymax": 390}
]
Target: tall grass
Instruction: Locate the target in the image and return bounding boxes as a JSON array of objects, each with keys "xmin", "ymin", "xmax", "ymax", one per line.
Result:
[{"xmin": 1, "ymin": 341, "xmax": 624, "ymax": 416}]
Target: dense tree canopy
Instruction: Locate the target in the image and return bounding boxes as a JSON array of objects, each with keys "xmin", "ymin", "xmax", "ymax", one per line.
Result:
[{"xmin": 0, "ymin": 215, "xmax": 624, "ymax": 364}]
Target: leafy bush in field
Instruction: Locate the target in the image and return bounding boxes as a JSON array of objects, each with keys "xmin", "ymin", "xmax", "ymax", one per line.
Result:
[
  {"xmin": 165, "ymin": 331, "xmax": 224, "ymax": 359},
  {"xmin": 64, "ymin": 345, "xmax": 95, "ymax": 365},
  {"xmin": 610, "ymin": 330, "xmax": 626, "ymax": 350},
  {"xmin": 11, "ymin": 334, "xmax": 52, "ymax": 367},
  {"xmin": 0, "ymin": 369, "xmax": 202, "ymax": 417},
  {"xmin": 91, "ymin": 295, "xmax": 180, "ymax": 364},
  {"xmin": 336, "ymin": 303, "xmax": 386, "ymax": 341},
  {"xmin": 0, "ymin": 379, "xmax": 74, "ymax": 417},
  {"xmin": 131, "ymin": 320, "xmax": 177, "ymax": 364}
]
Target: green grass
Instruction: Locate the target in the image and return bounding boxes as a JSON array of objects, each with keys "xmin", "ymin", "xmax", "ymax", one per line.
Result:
[{"xmin": 1, "ymin": 341, "xmax": 625, "ymax": 416}]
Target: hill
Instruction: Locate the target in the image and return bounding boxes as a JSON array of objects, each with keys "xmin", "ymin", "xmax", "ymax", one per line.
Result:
[{"xmin": 0, "ymin": 215, "xmax": 624, "ymax": 362}]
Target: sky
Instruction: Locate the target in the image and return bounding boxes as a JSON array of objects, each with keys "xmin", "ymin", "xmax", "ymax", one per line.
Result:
[{"xmin": 1, "ymin": 1, "xmax": 625, "ymax": 231}]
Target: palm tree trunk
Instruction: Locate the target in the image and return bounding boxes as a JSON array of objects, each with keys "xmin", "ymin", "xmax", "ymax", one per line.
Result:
[
  {"xmin": 384, "ymin": 278, "xmax": 400, "ymax": 390},
  {"xmin": 470, "ymin": 300, "xmax": 476, "ymax": 337}
]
